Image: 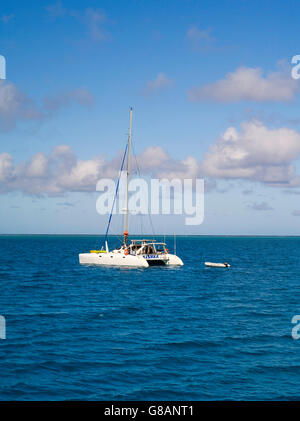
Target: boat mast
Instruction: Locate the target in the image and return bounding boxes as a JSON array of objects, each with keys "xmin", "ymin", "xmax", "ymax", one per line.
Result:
[{"xmin": 123, "ymin": 107, "xmax": 132, "ymax": 245}]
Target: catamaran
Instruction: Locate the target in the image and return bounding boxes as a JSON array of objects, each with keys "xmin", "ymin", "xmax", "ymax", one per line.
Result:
[{"xmin": 79, "ymin": 108, "xmax": 184, "ymax": 268}]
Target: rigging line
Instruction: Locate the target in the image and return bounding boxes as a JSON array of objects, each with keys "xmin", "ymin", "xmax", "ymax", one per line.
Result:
[
  {"xmin": 131, "ymin": 138, "xmax": 144, "ymax": 235},
  {"xmin": 108, "ymin": 227, "xmax": 123, "ymax": 246},
  {"xmin": 132, "ymin": 139, "xmax": 156, "ymax": 236},
  {"xmin": 107, "ymin": 211, "xmax": 124, "ymax": 244},
  {"xmin": 104, "ymin": 143, "xmax": 128, "ymax": 244}
]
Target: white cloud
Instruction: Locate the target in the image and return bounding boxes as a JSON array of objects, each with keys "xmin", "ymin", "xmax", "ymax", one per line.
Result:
[
  {"xmin": 143, "ymin": 73, "xmax": 173, "ymax": 95},
  {"xmin": 157, "ymin": 156, "xmax": 199, "ymax": 180},
  {"xmin": 186, "ymin": 26, "xmax": 214, "ymax": 50},
  {"xmin": 0, "ymin": 146, "xmax": 105, "ymax": 195},
  {"xmin": 200, "ymin": 120, "xmax": 300, "ymax": 186},
  {"xmin": 0, "ymin": 153, "xmax": 13, "ymax": 182},
  {"xmin": 138, "ymin": 146, "xmax": 169, "ymax": 169},
  {"xmin": 45, "ymin": 1, "xmax": 66, "ymax": 18},
  {"xmin": 83, "ymin": 8, "xmax": 106, "ymax": 41},
  {"xmin": 138, "ymin": 146, "xmax": 200, "ymax": 180},
  {"xmin": 43, "ymin": 88, "xmax": 94, "ymax": 112},
  {"xmin": 46, "ymin": 3, "xmax": 108, "ymax": 42},
  {"xmin": 26, "ymin": 153, "xmax": 48, "ymax": 177},
  {"xmin": 0, "ymin": 81, "xmax": 93, "ymax": 131},
  {"xmin": 60, "ymin": 158, "xmax": 103, "ymax": 191},
  {"xmin": 188, "ymin": 65, "xmax": 298, "ymax": 102},
  {"xmin": 247, "ymin": 201, "xmax": 274, "ymax": 211},
  {"xmin": 0, "ymin": 81, "xmax": 43, "ymax": 130},
  {"xmin": 0, "ymin": 144, "xmax": 202, "ymax": 196},
  {"xmin": 2, "ymin": 120, "xmax": 300, "ymax": 195}
]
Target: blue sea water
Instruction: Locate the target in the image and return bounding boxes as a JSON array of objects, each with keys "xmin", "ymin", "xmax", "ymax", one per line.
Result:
[{"xmin": 0, "ymin": 235, "xmax": 300, "ymax": 401}]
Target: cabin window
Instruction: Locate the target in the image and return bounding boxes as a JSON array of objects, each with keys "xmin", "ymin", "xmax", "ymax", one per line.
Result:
[{"xmin": 144, "ymin": 246, "xmax": 155, "ymax": 254}]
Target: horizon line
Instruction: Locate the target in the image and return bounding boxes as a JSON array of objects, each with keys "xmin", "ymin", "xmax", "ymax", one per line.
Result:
[{"xmin": 0, "ymin": 233, "xmax": 299, "ymax": 237}]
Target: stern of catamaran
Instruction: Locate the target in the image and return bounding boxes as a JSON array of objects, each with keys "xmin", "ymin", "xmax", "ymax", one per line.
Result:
[{"xmin": 123, "ymin": 239, "xmax": 171, "ymax": 266}]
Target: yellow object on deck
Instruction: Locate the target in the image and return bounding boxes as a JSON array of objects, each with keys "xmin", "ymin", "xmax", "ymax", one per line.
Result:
[{"xmin": 90, "ymin": 250, "xmax": 107, "ymax": 253}]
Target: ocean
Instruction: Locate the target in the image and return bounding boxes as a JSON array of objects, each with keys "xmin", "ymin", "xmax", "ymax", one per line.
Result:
[{"xmin": 0, "ymin": 235, "xmax": 299, "ymax": 400}]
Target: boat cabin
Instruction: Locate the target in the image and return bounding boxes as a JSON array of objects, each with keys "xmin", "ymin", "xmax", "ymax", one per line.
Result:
[{"xmin": 127, "ymin": 239, "xmax": 168, "ymax": 256}]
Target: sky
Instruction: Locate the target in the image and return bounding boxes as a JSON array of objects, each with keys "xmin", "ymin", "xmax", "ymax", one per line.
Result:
[{"xmin": 0, "ymin": 0, "xmax": 300, "ymax": 235}]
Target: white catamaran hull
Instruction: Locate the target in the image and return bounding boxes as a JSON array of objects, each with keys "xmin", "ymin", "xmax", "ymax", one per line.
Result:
[
  {"xmin": 79, "ymin": 252, "xmax": 183, "ymax": 267},
  {"xmin": 165, "ymin": 254, "xmax": 184, "ymax": 266},
  {"xmin": 79, "ymin": 252, "xmax": 149, "ymax": 267}
]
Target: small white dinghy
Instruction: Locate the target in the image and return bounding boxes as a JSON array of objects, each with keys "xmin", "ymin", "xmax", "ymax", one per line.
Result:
[{"xmin": 205, "ymin": 262, "xmax": 231, "ymax": 268}]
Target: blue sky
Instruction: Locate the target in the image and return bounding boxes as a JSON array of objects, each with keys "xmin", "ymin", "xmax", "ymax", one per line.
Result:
[{"xmin": 0, "ymin": 0, "xmax": 300, "ymax": 235}]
